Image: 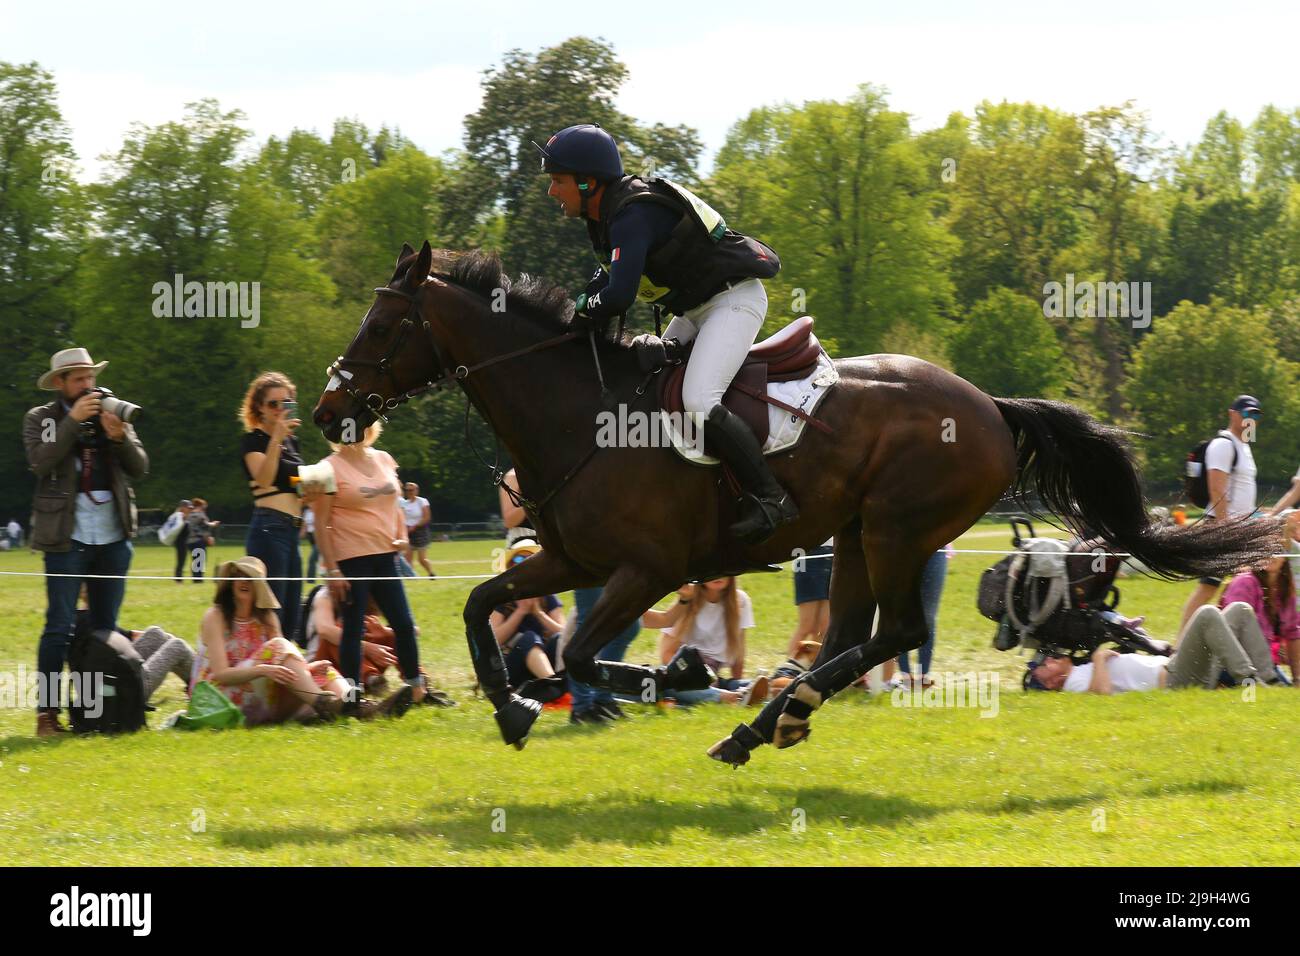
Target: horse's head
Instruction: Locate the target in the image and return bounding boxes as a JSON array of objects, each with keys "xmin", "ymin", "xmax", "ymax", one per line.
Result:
[{"xmin": 313, "ymin": 240, "xmax": 446, "ymax": 443}]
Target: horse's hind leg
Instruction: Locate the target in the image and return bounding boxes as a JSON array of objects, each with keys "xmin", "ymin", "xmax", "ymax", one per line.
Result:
[
  {"xmin": 769, "ymin": 533, "xmax": 931, "ymax": 749},
  {"xmin": 708, "ymin": 518, "xmax": 876, "ymax": 766}
]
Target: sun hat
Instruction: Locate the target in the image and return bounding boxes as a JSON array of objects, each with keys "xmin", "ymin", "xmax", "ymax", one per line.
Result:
[
  {"xmin": 38, "ymin": 347, "xmax": 108, "ymax": 390},
  {"xmin": 494, "ymin": 537, "xmax": 541, "ymax": 573},
  {"xmin": 216, "ymin": 555, "xmax": 280, "ymax": 609}
]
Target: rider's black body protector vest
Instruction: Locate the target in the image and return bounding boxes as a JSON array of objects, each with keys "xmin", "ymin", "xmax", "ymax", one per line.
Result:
[{"xmin": 586, "ymin": 176, "xmax": 781, "ymax": 316}]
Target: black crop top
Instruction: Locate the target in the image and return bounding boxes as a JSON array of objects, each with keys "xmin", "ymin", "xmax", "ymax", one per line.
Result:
[{"xmin": 240, "ymin": 429, "xmax": 302, "ymax": 498}]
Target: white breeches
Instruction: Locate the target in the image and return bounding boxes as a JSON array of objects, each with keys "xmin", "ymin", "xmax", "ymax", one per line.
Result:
[{"xmin": 662, "ymin": 279, "xmax": 768, "ymax": 415}]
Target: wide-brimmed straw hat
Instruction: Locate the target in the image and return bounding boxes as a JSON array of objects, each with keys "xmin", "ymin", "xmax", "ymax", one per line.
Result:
[
  {"xmin": 494, "ymin": 537, "xmax": 541, "ymax": 573},
  {"xmin": 216, "ymin": 555, "xmax": 281, "ymax": 609},
  {"xmin": 38, "ymin": 348, "xmax": 109, "ymax": 390}
]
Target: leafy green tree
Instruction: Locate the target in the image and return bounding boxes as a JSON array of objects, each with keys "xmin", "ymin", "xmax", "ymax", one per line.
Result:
[
  {"xmin": 75, "ymin": 100, "xmax": 340, "ymax": 511},
  {"xmin": 1126, "ymin": 299, "xmax": 1300, "ymax": 484},
  {"xmin": 312, "ymin": 146, "xmax": 452, "ymax": 305},
  {"xmin": 462, "ymin": 37, "xmax": 702, "ymax": 291},
  {"xmin": 0, "ymin": 62, "xmax": 88, "ymax": 521},
  {"xmin": 945, "ymin": 101, "xmax": 1088, "ymax": 306},
  {"xmin": 707, "ymin": 86, "xmax": 954, "ymax": 357},
  {"xmin": 950, "ymin": 288, "xmax": 1066, "ymax": 398}
]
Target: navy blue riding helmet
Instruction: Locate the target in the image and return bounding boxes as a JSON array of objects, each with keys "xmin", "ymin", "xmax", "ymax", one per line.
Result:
[{"xmin": 532, "ymin": 123, "xmax": 625, "ymax": 185}]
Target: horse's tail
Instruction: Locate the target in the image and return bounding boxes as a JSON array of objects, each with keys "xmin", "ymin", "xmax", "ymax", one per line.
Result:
[{"xmin": 993, "ymin": 397, "xmax": 1282, "ymax": 579}]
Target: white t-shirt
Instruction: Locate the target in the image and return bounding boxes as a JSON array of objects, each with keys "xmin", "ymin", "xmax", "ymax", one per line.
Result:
[
  {"xmin": 665, "ymin": 590, "xmax": 755, "ymax": 669},
  {"xmin": 399, "ymin": 496, "xmax": 428, "ymax": 528},
  {"xmin": 1204, "ymin": 432, "xmax": 1257, "ymax": 518},
  {"xmin": 1062, "ymin": 653, "xmax": 1166, "ymax": 693}
]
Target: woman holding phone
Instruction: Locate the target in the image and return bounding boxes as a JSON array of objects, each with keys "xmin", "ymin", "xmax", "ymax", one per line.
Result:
[{"xmin": 238, "ymin": 371, "xmax": 305, "ymax": 639}]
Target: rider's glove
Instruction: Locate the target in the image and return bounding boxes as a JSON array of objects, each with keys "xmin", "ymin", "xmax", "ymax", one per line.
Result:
[{"xmin": 631, "ymin": 334, "xmax": 684, "ymax": 372}]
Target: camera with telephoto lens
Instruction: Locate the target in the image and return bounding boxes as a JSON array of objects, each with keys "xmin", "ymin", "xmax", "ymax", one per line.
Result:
[
  {"xmin": 80, "ymin": 387, "xmax": 142, "ymax": 424},
  {"xmin": 76, "ymin": 387, "xmax": 142, "ymax": 443}
]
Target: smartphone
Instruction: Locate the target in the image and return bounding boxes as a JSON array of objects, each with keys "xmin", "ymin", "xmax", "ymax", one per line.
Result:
[{"xmin": 282, "ymin": 399, "xmax": 298, "ymax": 419}]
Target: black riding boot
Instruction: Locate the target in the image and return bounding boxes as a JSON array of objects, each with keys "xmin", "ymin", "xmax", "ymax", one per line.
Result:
[{"xmin": 704, "ymin": 404, "xmax": 799, "ymax": 544}]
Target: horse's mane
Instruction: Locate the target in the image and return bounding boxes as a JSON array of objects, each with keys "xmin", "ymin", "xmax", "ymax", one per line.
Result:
[{"xmin": 421, "ymin": 248, "xmax": 633, "ymax": 350}]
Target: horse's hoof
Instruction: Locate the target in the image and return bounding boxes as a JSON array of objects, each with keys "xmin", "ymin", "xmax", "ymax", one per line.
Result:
[
  {"xmin": 707, "ymin": 735, "xmax": 752, "ymax": 768},
  {"xmin": 494, "ymin": 694, "xmax": 541, "ymax": 749},
  {"xmin": 773, "ymin": 719, "xmax": 812, "ymax": 750}
]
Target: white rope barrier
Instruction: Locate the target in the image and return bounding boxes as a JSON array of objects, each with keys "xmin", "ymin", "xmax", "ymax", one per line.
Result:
[{"xmin": 1, "ymin": 544, "xmax": 1297, "ymax": 582}]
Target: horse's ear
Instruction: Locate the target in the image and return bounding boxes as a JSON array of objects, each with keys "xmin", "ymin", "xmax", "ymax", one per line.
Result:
[
  {"xmin": 408, "ymin": 240, "xmax": 433, "ymax": 290},
  {"xmin": 396, "ymin": 242, "xmax": 415, "ymax": 268}
]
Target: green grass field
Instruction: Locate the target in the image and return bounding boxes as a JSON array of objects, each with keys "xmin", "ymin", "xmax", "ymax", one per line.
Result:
[{"xmin": 0, "ymin": 528, "xmax": 1296, "ymax": 866}]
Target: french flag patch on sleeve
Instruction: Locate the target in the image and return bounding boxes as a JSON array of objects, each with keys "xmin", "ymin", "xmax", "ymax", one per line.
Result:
[{"xmin": 611, "ymin": 247, "xmax": 620, "ymax": 262}]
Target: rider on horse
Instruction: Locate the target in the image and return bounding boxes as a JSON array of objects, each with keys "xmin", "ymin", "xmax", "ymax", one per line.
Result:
[{"xmin": 534, "ymin": 123, "xmax": 799, "ymax": 545}]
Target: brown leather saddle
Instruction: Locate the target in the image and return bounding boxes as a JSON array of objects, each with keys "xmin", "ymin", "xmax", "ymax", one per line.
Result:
[{"xmin": 656, "ymin": 317, "xmax": 824, "ymax": 445}]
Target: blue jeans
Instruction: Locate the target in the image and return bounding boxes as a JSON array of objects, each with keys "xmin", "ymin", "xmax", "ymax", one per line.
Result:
[
  {"xmin": 669, "ymin": 676, "xmax": 747, "ymax": 706},
  {"xmin": 396, "ymin": 553, "xmax": 416, "ymax": 578},
  {"xmin": 246, "ymin": 509, "xmax": 302, "ymax": 642},
  {"xmin": 305, "ymin": 532, "xmax": 319, "ymax": 583},
  {"xmin": 336, "ymin": 552, "xmax": 420, "ymax": 687},
  {"xmin": 899, "ymin": 550, "xmax": 947, "ymax": 674},
  {"xmin": 38, "ymin": 538, "xmax": 133, "ymax": 710},
  {"xmin": 568, "ymin": 587, "xmax": 639, "ymax": 713}
]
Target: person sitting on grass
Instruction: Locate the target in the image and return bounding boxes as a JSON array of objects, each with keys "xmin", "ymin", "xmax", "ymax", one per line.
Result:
[
  {"xmin": 488, "ymin": 538, "xmax": 568, "ymax": 703},
  {"xmin": 1025, "ymin": 601, "xmax": 1282, "ymax": 694},
  {"xmin": 643, "ymin": 578, "xmax": 769, "ymax": 706},
  {"xmin": 193, "ymin": 556, "xmax": 413, "ymax": 725},
  {"xmin": 1218, "ymin": 530, "xmax": 1300, "ymax": 686},
  {"xmin": 304, "ymin": 585, "xmax": 454, "ymax": 706},
  {"xmin": 73, "ymin": 607, "xmax": 194, "ymax": 705}
]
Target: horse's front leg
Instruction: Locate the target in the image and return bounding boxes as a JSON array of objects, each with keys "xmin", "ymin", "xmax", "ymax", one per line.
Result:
[
  {"xmin": 563, "ymin": 565, "xmax": 713, "ymax": 704},
  {"xmin": 463, "ymin": 549, "xmax": 588, "ymax": 749}
]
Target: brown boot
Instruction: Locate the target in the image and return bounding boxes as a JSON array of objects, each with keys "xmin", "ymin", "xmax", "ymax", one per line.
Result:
[{"xmin": 36, "ymin": 710, "xmax": 68, "ymax": 738}]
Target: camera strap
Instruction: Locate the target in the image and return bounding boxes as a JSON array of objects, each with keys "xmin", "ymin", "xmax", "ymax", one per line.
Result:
[{"xmin": 79, "ymin": 443, "xmax": 113, "ymax": 504}]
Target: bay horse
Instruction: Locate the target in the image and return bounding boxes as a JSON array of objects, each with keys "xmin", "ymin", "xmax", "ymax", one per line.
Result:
[{"xmin": 312, "ymin": 241, "xmax": 1282, "ymax": 765}]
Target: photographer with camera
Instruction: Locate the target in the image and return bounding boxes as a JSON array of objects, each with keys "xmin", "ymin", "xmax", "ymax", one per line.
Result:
[
  {"xmin": 1025, "ymin": 602, "xmax": 1280, "ymax": 693},
  {"xmin": 22, "ymin": 348, "xmax": 148, "ymax": 738}
]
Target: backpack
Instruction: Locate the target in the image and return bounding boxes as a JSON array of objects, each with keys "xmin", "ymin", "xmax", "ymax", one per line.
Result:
[
  {"xmin": 66, "ymin": 616, "xmax": 147, "ymax": 734},
  {"xmin": 1184, "ymin": 431, "xmax": 1237, "ymax": 508},
  {"xmin": 158, "ymin": 510, "xmax": 185, "ymax": 545}
]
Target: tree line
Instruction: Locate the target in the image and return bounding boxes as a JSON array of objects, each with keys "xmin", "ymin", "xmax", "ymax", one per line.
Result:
[{"xmin": 2, "ymin": 37, "xmax": 1298, "ymax": 525}]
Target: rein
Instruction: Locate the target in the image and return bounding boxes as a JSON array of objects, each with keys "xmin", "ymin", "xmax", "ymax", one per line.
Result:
[
  {"xmin": 326, "ymin": 285, "xmax": 582, "ymax": 422},
  {"xmin": 329, "ymin": 282, "xmax": 646, "ymax": 522}
]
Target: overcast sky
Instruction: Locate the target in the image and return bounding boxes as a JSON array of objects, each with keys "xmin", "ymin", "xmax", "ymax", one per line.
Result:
[{"xmin": 4, "ymin": 0, "xmax": 1297, "ymax": 181}]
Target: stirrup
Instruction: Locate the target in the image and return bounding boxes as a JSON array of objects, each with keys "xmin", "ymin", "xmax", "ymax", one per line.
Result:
[{"xmin": 731, "ymin": 491, "xmax": 798, "ymax": 543}]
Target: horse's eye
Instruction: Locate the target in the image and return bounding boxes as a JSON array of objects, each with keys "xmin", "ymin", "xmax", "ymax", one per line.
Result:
[{"xmin": 370, "ymin": 323, "xmax": 390, "ymax": 338}]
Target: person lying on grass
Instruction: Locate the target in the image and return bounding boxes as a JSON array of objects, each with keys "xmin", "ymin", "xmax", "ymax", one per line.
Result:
[
  {"xmin": 1025, "ymin": 601, "xmax": 1284, "ymax": 694},
  {"xmin": 487, "ymin": 537, "xmax": 568, "ymax": 704},
  {"xmin": 643, "ymin": 578, "xmax": 768, "ymax": 706},
  {"xmin": 305, "ymin": 585, "xmax": 454, "ymax": 706},
  {"xmin": 193, "ymin": 556, "xmax": 413, "ymax": 725}
]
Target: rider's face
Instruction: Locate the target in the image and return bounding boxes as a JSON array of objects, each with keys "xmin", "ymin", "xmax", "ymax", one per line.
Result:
[{"xmin": 547, "ymin": 174, "xmax": 585, "ymax": 217}]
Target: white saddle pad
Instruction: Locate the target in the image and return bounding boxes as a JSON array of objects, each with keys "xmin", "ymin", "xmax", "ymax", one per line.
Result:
[{"xmin": 662, "ymin": 350, "xmax": 839, "ymax": 464}]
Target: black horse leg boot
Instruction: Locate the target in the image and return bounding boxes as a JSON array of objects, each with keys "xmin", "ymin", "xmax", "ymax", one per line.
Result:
[{"xmin": 703, "ymin": 404, "xmax": 798, "ymax": 544}]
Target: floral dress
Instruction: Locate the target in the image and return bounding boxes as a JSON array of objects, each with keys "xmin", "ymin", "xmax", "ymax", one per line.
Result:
[{"xmin": 191, "ymin": 616, "xmax": 338, "ymax": 723}]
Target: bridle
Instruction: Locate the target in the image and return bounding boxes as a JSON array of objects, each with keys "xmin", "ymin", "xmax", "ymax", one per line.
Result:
[
  {"xmin": 324, "ymin": 279, "xmax": 632, "ymax": 519},
  {"xmin": 325, "ymin": 285, "xmax": 451, "ymax": 424}
]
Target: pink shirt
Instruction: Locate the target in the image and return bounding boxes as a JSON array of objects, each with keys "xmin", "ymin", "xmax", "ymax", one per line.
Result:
[
  {"xmin": 325, "ymin": 449, "xmax": 406, "ymax": 563},
  {"xmin": 1220, "ymin": 573, "xmax": 1300, "ymax": 664}
]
